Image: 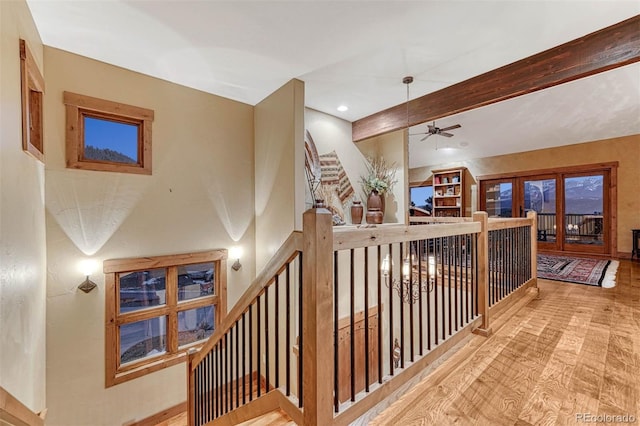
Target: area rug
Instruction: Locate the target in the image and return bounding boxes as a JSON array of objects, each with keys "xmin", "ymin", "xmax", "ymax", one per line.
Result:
[{"xmin": 537, "ymin": 254, "xmax": 618, "ymax": 288}]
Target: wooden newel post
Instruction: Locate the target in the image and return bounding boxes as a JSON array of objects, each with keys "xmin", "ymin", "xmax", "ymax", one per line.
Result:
[
  {"xmin": 187, "ymin": 348, "xmax": 197, "ymax": 426},
  {"xmin": 302, "ymin": 207, "xmax": 334, "ymax": 426},
  {"xmin": 472, "ymin": 211, "xmax": 492, "ymax": 337},
  {"xmin": 527, "ymin": 210, "xmax": 538, "ymax": 290}
]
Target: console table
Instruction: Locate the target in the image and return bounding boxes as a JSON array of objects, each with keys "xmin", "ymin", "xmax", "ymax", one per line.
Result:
[{"xmin": 633, "ymin": 229, "xmax": 640, "ymax": 260}]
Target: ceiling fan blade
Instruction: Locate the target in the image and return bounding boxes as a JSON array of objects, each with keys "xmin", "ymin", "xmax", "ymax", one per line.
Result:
[
  {"xmin": 439, "ymin": 124, "xmax": 461, "ymax": 132},
  {"xmin": 420, "ymin": 133, "xmax": 433, "ymax": 141},
  {"xmin": 439, "ymin": 132, "xmax": 454, "ymax": 137}
]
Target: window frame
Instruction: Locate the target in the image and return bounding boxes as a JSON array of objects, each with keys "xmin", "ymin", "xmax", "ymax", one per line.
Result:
[
  {"xmin": 64, "ymin": 91, "xmax": 154, "ymax": 175},
  {"xmin": 104, "ymin": 250, "xmax": 227, "ymax": 387},
  {"xmin": 20, "ymin": 39, "xmax": 45, "ymax": 162}
]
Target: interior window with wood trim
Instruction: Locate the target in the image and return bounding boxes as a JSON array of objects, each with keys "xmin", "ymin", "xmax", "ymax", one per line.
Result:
[
  {"xmin": 20, "ymin": 39, "xmax": 45, "ymax": 162},
  {"xmin": 104, "ymin": 250, "xmax": 227, "ymax": 387},
  {"xmin": 64, "ymin": 91, "xmax": 154, "ymax": 174}
]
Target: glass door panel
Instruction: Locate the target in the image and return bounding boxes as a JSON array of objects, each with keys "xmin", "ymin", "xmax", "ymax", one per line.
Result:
[
  {"xmin": 563, "ymin": 175, "xmax": 605, "ymax": 248},
  {"xmin": 523, "ymin": 179, "xmax": 557, "ymax": 243},
  {"xmin": 483, "ymin": 181, "xmax": 513, "ymax": 217}
]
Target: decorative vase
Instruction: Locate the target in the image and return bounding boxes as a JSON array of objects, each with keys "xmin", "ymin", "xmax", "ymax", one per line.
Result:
[
  {"xmin": 366, "ymin": 208, "xmax": 383, "ymax": 224},
  {"xmin": 367, "ymin": 190, "xmax": 383, "ymax": 211},
  {"xmin": 351, "ymin": 200, "xmax": 363, "ymax": 225}
]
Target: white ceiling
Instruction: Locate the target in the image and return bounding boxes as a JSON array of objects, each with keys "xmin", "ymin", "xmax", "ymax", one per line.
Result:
[{"xmin": 26, "ymin": 1, "xmax": 640, "ymax": 168}]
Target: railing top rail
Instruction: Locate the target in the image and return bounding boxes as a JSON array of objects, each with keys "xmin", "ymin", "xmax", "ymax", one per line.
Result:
[
  {"xmin": 333, "ymin": 222, "xmax": 480, "ymax": 251},
  {"xmin": 487, "ymin": 217, "xmax": 534, "ymax": 231},
  {"xmin": 190, "ymin": 231, "xmax": 303, "ymax": 367},
  {"xmin": 409, "ymin": 216, "xmax": 472, "ymax": 223}
]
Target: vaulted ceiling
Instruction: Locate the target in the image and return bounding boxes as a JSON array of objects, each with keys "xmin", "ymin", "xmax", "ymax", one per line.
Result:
[{"xmin": 26, "ymin": 1, "xmax": 640, "ymax": 168}]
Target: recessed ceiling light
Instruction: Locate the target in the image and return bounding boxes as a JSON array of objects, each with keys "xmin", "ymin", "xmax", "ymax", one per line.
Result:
[{"xmin": 337, "ymin": 105, "xmax": 348, "ymax": 112}]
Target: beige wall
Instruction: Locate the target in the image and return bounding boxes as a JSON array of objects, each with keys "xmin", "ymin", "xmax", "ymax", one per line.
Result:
[
  {"xmin": 410, "ymin": 134, "xmax": 640, "ymax": 253},
  {"xmin": 357, "ymin": 130, "xmax": 407, "ymax": 224},
  {"xmin": 254, "ymin": 79, "xmax": 305, "ymax": 272},
  {"xmin": 0, "ymin": 0, "xmax": 47, "ymax": 413},
  {"xmin": 304, "ymin": 108, "xmax": 370, "ymax": 223},
  {"xmin": 44, "ymin": 47, "xmax": 255, "ymax": 425}
]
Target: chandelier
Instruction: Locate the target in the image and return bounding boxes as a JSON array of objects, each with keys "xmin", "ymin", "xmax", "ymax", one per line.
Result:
[{"xmin": 381, "ymin": 253, "xmax": 435, "ymax": 304}]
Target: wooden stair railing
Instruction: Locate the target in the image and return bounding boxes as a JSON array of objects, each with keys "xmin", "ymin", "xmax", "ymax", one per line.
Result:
[
  {"xmin": 187, "ymin": 208, "xmax": 537, "ymax": 426},
  {"xmin": 0, "ymin": 386, "xmax": 45, "ymax": 426},
  {"xmin": 187, "ymin": 231, "xmax": 304, "ymax": 426}
]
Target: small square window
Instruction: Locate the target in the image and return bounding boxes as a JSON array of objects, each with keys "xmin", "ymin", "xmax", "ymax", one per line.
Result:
[
  {"xmin": 83, "ymin": 116, "xmax": 139, "ymax": 164},
  {"xmin": 20, "ymin": 39, "xmax": 45, "ymax": 162},
  {"xmin": 64, "ymin": 91, "xmax": 154, "ymax": 174}
]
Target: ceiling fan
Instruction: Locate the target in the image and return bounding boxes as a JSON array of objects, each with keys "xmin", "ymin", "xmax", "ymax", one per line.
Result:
[{"xmin": 414, "ymin": 122, "xmax": 462, "ymax": 141}]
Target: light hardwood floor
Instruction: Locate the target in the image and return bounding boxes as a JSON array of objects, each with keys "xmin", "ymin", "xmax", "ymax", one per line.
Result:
[{"xmin": 370, "ymin": 259, "xmax": 639, "ymax": 425}]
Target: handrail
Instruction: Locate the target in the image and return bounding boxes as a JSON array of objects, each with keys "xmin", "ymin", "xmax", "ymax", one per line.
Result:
[
  {"xmin": 191, "ymin": 231, "xmax": 302, "ymax": 366},
  {"xmin": 487, "ymin": 217, "xmax": 533, "ymax": 231},
  {"xmin": 0, "ymin": 386, "xmax": 44, "ymax": 426},
  {"xmin": 333, "ymin": 222, "xmax": 480, "ymax": 250},
  {"xmin": 409, "ymin": 216, "xmax": 472, "ymax": 224}
]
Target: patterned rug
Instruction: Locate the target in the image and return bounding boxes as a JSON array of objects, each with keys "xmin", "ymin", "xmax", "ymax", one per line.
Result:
[{"xmin": 537, "ymin": 254, "xmax": 617, "ymax": 287}]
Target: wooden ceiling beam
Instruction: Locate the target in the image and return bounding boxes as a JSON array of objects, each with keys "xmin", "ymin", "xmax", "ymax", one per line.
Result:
[{"xmin": 352, "ymin": 15, "xmax": 640, "ymax": 142}]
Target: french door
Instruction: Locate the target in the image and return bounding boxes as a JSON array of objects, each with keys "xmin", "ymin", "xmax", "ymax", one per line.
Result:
[{"xmin": 480, "ymin": 168, "xmax": 611, "ymax": 255}]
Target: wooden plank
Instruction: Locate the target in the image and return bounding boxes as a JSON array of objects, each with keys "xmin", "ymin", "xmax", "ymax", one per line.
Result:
[
  {"xmin": 352, "ymin": 16, "xmax": 640, "ymax": 142},
  {"xmin": 473, "ymin": 212, "xmax": 491, "ymax": 335},
  {"xmin": 209, "ymin": 390, "xmax": 279, "ymax": 426},
  {"xmin": 333, "ymin": 222, "xmax": 480, "ymax": 250},
  {"xmin": 487, "ymin": 218, "xmax": 532, "ymax": 231},
  {"xmin": 527, "ymin": 210, "xmax": 538, "ymax": 289},
  {"xmin": 0, "ymin": 386, "xmax": 45, "ymax": 426},
  {"xmin": 302, "ymin": 208, "xmax": 334, "ymax": 425},
  {"xmin": 63, "ymin": 91, "xmax": 154, "ymax": 120},
  {"xmin": 410, "ymin": 217, "xmax": 472, "ymax": 224},
  {"xmin": 104, "ymin": 249, "xmax": 226, "ymax": 273},
  {"xmin": 127, "ymin": 402, "xmax": 186, "ymax": 426}
]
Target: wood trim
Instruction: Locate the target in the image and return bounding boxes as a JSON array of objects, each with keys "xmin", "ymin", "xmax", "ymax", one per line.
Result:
[
  {"xmin": 191, "ymin": 232, "xmax": 303, "ymax": 366},
  {"xmin": 19, "ymin": 39, "xmax": 45, "ymax": 163},
  {"xmin": 207, "ymin": 390, "xmax": 280, "ymax": 426},
  {"xmin": 473, "ymin": 212, "xmax": 491, "ymax": 334},
  {"xmin": 0, "ymin": 386, "xmax": 45, "ymax": 426},
  {"xmin": 105, "ymin": 250, "xmax": 225, "ymax": 387},
  {"xmin": 126, "ymin": 402, "xmax": 186, "ymax": 426},
  {"xmin": 111, "ymin": 353, "xmax": 188, "ymax": 387},
  {"xmin": 476, "ymin": 161, "xmax": 619, "ymax": 182},
  {"xmin": 63, "ymin": 91, "xmax": 154, "ymax": 174},
  {"xmin": 528, "ymin": 210, "xmax": 538, "ymax": 290},
  {"xmin": 302, "ymin": 208, "xmax": 334, "ymax": 426},
  {"xmin": 63, "ymin": 91, "xmax": 154, "ymax": 120},
  {"xmin": 352, "ymin": 16, "xmax": 640, "ymax": 142},
  {"xmin": 332, "ymin": 316, "xmax": 483, "ymax": 426},
  {"xmin": 274, "ymin": 391, "xmax": 303, "ymax": 426},
  {"xmin": 104, "ymin": 249, "xmax": 227, "ymax": 273},
  {"xmin": 487, "ymin": 218, "xmax": 533, "ymax": 231},
  {"xmin": 333, "ymin": 222, "xmax": 481, "ymax": 250}
]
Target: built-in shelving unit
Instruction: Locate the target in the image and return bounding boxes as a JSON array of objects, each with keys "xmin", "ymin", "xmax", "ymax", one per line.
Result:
[{"xmin": 432, "ymin": 168, "xmax": 465, "ymax": 217}]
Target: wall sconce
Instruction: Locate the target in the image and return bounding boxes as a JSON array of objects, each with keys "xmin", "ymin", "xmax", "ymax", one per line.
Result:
[
  {"xmin": 78, "ymin": 259, "xmax": 99, "ymax": 293},
  {"xmin": 229, "ymin": 246, "xmax": 243, "ymax": 271},
  {"xmin": 381, "ymin": 253, "xmax": 435, "ymax": 304}
]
